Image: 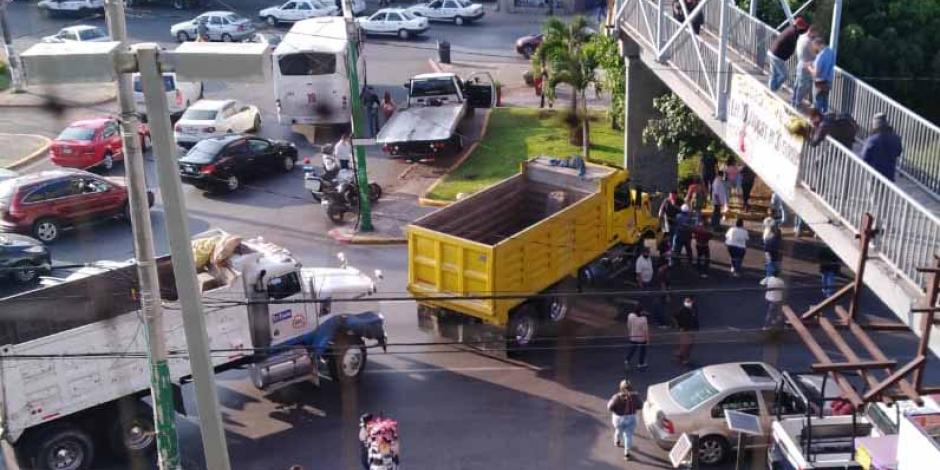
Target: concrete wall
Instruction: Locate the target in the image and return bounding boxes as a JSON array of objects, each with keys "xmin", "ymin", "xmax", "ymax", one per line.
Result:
[{"xmin": 620, "ymin": 35, "xmax": 678, "ymax": 193}]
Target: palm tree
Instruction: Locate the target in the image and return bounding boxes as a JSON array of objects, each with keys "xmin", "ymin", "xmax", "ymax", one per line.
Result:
[{"xmin": 534, "ymin": 16, "xmax": 601, "ymax": 159}]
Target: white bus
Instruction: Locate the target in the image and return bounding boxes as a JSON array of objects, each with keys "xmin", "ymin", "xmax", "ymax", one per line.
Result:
[{"xmin": 273, "ymin": 17, "xmax": 366, "ymax": 126}]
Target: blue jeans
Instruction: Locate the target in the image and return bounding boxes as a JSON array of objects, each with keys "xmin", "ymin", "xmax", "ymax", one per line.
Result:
[
  {"xmin": 727, "ymin": 245, "xmax": 745, "ymax": 272},
  {"xmin": 767, "ymin": 53, "xmax": 788, "ymax": 91},
  {"xmin": 813, "ymin": 83, "xmax": 830, "ymax": 114},
  {"xmin": 367, "ymin": 108, "xmax": 379, "ymax": 137},
  {"xmin": 625, "ymin": 341, "xmax": 647, "ymax": 367},
  {"xmin": 821, "ymin": 271, "xmax": 836, "ymax": 298},
  {"xmin": 612, "ymin": 414, "xmax": 638, "ymax": 455},
  {"xmin": 792, "ymin": 67, "xmax": 812, "ymax": 108},
  {"xmin": 765, "ymin": 257, "xmax": 778, "ymax": 277}
]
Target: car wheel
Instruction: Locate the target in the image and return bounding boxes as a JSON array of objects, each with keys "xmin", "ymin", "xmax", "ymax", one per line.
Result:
[
  {"xmin": 522, "ymin": 44, "xmax": 535, "ymax": 59},
  {"xmin": 266, "ymin": 16, "xmax": 278, "ymax": 27},
  {"xmin": 176, "ymin": 31, "xmax": 190, "ymax": 42},
  {"xmin": 225, "ymin": 175, "xmax": 240, "ymax": 192},
  {"xmin": 12, "ymin": 262, "xmax": 41, "ymax": 284},
  {"xmin": 282, "ymin": 156, "xmax": 295, "ymax": 172},
  {"xmin": 32, "ymin": 218, "xmax": 61, "ymax": 243},
  {"xmin": 221, "ymin": 33, "xmax": 233, "ymax": 42},
  {"xmin": 398, "ymin": 29, "xmax": 409, "ymax": 40},
  {"xmin": 454, "ymin": 16, "xmax": 465, "ymax": 26},
  {"xmin": 101, "ymin": 152, "xmax": 114, "ymax": 171},
  {"xmin": 698, "ymin": 435, "xmax": 729, "ymax": 465}
]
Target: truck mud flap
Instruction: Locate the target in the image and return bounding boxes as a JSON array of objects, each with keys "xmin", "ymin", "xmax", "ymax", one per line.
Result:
[{"xmin": 417, "ymin": 307, "xmax": 508, "ymax": 360}]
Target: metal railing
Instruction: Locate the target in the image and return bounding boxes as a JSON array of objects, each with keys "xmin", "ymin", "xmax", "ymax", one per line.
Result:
[{"xmin": 618, "ymin": 0, "xmax": 940, "ymax": 290}]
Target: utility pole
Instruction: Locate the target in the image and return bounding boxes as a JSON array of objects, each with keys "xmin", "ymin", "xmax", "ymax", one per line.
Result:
[
  {"xmin": 0, "ymin": 0, "xmax": 25, "ymax": 92},
  {"xmin": 103, "ymin": 1, "xmax": 181, "ymax": 469},
  {"xmin": 342, "ymin": 0, "xmax": 373, "ymax": 231},
  {"xmin": 136, "ymin": 43, "xmax": 232, "ymax": 470}
]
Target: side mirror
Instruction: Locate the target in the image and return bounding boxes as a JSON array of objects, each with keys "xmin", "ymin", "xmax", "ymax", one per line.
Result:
[{"xmin": 403, "ymin": 82, "xmax": 410, "ymax": 89}]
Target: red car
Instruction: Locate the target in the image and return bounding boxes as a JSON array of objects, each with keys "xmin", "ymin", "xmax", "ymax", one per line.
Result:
[
  {"xmin": 0, "ymin": 169, "xmax": 152, "ymax": 243},
  {"xmin": 49, "ymin": 118, "xmax": 151, "ymax": 171}
]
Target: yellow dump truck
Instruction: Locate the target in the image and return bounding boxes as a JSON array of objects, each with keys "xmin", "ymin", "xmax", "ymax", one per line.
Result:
[{"xmin": 408, "ymin": 158, "xmax": 659, "ymax": 347}]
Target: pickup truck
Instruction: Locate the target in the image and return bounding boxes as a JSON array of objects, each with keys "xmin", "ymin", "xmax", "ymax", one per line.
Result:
[
  {"xmin": 408, "ymin": 158, "xmax": 659, "ymax": 350},
  {"xmin": 0, "ymin": 231, "xmax": 386, "ymax": 469},
  {"xmin": 377, "ymin": 72, "xmax": 493, "ymax": 161}
]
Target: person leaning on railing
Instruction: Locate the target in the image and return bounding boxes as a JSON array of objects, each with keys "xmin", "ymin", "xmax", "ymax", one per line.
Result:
[{"xmin": 861, "ymin": 113, "xmax": 903, "ymax": 183}]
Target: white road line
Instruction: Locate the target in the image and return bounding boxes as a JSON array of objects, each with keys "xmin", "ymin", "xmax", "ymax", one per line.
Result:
[{"xmin": 365, "ymin": 365, "xmax": 548, "ymax": 374}]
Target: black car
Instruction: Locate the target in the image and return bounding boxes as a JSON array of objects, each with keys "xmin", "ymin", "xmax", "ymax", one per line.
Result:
[
  {"xmin": 1, "ymin": 234, "xmax": 50, "ymax": 284},
  {"xmin": 178, "ymin": 135, "xmax": 298, "ymax": 192}
]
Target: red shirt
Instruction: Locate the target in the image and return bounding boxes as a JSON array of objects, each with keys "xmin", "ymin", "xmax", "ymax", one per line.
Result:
[{"xmin": 692, "ymin": 225, "xmax": 712, "ymax": 246}]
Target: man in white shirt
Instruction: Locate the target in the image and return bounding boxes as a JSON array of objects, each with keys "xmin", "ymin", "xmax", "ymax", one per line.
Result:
[
  {"xmin": 333, "ymin": 134, "xmax": 353, "ymax": 170},
  {"xmin": 792, "ymin": 25, "xmax": 817, "ymax": 109},
  {"xmin": 759, "ymin": 270, "xmax": 786, "ymax": 330},
  {"xmin": 635, "ymin": 247, "xmax": 654, "ymax": 289},
  {"xmin": 624, "ymin": 305, "xmax": 650, "ymax": 371}
]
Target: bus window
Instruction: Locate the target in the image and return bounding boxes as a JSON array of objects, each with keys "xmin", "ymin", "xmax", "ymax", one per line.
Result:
[{"xmin": 278, "ymin": 53, "xmax": 338, "ymax": 76}]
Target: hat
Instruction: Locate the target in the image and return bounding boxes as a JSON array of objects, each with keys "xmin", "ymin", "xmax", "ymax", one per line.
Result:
[
  {"xmin": 681, "ymin": 204, "xmax": 690, "ymax": 212},
  {"xmin": 872, "ymin": 112, "xmax": 888, "ymax": 130},
  {"xmin": 793, "ymin": 17, "xmax": 809, "ymax": 30}
]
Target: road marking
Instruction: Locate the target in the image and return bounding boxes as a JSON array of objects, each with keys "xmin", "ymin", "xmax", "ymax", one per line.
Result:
[{"xmin": 365, "ymin": 365, "xmax": 548, "ymax": 374}]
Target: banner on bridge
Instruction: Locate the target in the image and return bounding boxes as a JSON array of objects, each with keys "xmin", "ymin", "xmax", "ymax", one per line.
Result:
[{"xmin": 725, "ymin": 74, "xmax": 805, "ymax": 199}]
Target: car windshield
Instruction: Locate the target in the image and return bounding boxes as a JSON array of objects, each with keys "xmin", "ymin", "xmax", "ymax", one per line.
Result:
[
  {"xmin": 400, "ymin": 11, "xmax": 416, "ymax": 19},
  {"xmin": 79, "ymin": 28, "xmax": 106, "ymax": 41},
  {"xmin": 181, "ymin": 109, "xmax": 218, "ymax": 121},
  {"xmin": 455, "ymin": 0, "xmax": 472, "ymax": 7},
  {"xmin": 224, "ymin": 13, "xmax": 245, "ymax": 23},
  {"xmin": 133, "ymin": 75, "xmax": 175, "ymax": 93},
  {"xmin": 411, "ymin": 77, "xmax": 457, "ymax": 97},
  {"xmin": 57, "ymin": 126, "xmax": 96, "ymax": 141},
  {"xmin": 182, "ymin": 140, "xmax": 225, "ymax": 164},
  {"xmin": 668, "ymin": 369, "xmax": 720, "ymax": 410}
]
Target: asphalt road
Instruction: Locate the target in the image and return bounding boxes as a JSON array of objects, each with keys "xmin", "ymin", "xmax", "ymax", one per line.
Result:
[{"xmin": 3, "ymin": 3, "xmax": 938, "ymax": 470}]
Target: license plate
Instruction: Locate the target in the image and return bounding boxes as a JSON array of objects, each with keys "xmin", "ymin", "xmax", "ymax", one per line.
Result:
[
  {"xmin": 62, "ymin": 148, "xmax": 72, "ymax": 155},
  {"xmin": 305, "ymin": 179, "xmax": 321, "ymax": 192},
  {"xmin": 183, "ymin": 127, "xmax": 197, "ymax": 134},
  {"xmin": 183, "ymin": 165, "xmax": 197, "ymax": 174}
]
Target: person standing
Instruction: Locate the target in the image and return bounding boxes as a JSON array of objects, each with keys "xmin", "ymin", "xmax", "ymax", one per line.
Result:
[
  {"xmin": 760, "ymin": 270, "xmax": 786, "ymax": 331},
  {"xmin": 740, "ymin": 165, "xmax": 756, "ymax": 212},
  {"xmin": 710, "ymin": 171, "xmax": 728, "ymax": 228},
  {"xmin": 673, "ymin": 0, "xmax": 703, "ymax": 36},
  {"xmin": 635, "ymin": 247, "xmax": 654, "ymax": 289},
  {"xmin": 674, "ymin": 297, "xmax": 699, "ymax": 365},
  {"xmin": 767, "ymin": 17, "xmax": 809, "ymax": 92},
  {"xmin": 699, "ymin": 153, "xmax": 718, "ymax": 196},
  {"xmin": 818, "ymin": 246, "xmax": 840, "ymax": 299},
  {"xmin": 658, "ymin": 191, "xmax": 681, "ymax": 243},
  {"xmin": 685, "ymin": 177, "xmax": 707, "ymax": 219},
  {"xmin": 381, "ymin": 91, "xmax": 396, "ymax": 126},
  {"xmin": 724, "ymin": 218, "xmax": 748, "ymax": 276},
  {"xmin": 333, "ymin": 133, "xmax": 353, "ymax": 170},
  {"xmin": 607, "ymin": 380, "xmax": 641, "ymax": 460},
  {"xmin": 723, "ymin": 157, "xmax": 741, "ymax": 205},
  {"xmin": 671, "ymin": 204, "xmax": 694, "ymax": 266},
  {"xmin": 792, "ymin": 24, "xmax": 817, "ymax": 108},
  {"xmin": 861, "ymin": 112, "xmax": 903, "ymax": 182},
  {"xmin": 361, "ymin": 86, "xmax": 381, "ymax": 137},
  {"xmin": 762, "ymin": 218, "xmax": 782, "ymax": 278},
  {"xmin": 624, "ymin": 305, "xmax": 650, "ymax": 370},
  {"xmin": 807, "ymin": 36, "xmax": 835, "ymax": 114},
  {"xmin": 692, "ymin": 219, "xmax": 712, "ymax": 278}
]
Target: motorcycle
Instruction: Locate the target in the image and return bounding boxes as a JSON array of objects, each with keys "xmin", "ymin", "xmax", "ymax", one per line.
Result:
[{"xmin": 302, "ymin": 147, "xmax": 382, "ymax": 224}]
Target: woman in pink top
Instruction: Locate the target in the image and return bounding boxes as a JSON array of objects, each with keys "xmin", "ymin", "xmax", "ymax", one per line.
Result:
[{"xmin": 723, "ymin": 156, "xmax": 741, "ymax": 203}]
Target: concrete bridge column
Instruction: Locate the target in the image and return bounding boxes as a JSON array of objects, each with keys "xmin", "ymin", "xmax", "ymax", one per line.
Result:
[{"xmin": 621, "ymin": 36, "xmax": 677, "ymax": 193}]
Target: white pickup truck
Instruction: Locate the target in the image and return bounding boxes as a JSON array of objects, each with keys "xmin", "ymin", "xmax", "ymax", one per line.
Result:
[
  {"xmin": 0, "ymin": 231, "xmax": 386, "ymax": 470},
  {"xmin": 376, "ymin": 72, "xmax": 493, "ymax": 161}
]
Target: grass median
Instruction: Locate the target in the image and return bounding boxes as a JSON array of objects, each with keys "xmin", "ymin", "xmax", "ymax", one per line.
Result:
[{"xmin": 426, "ymin": 107, "xmax": 624, "ymax": 201}]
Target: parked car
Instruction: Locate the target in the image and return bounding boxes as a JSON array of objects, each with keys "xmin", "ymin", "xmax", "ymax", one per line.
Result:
[
  {"xmin": 0, "ymin": 169, "xmax": 152, "ymax": 243},
  {"xmin": 0, "ymin": 169, "xmax": 18, "ymax": 184},
  {"xmin": 514, "ymin": 33, "xmax": 542, "ymax": 59},
  {"xmin": 173, "ymin": 99, "xmax": 262, "ymax": 147},
  {"xmin": 406, "ymin": 0, "xmax": 484, "ymax": 25},
  {"xmin": 41, "ymin": 25, "xmax": 109, "ymax": 43},
  {"xmin": 357, "ymin": 8, "xmax": 428, "ymax": 39},
  {"xmin": 170, "ymin": 11, "xmax": 256, "ymax": 42},
  {"xmin": 0, "ymin": 234, "xmax": 50, "ymax": 284},
  {"xmin": 49, "ymin": 118, "xmax": 151, "ymax": 171},
  {"xmin": 178, "ymin": 135, "xmax": 298, "ymax": 192},
  {"xmin": 132, "ymin": 72, "xmax": 204, "ymax": 119},
  {"xmin": 37, "ymin": 0, "xmax": 104, "ymax": 18},
  {"xmin": 643, "ymin": 362, "xmax": 832, "ymax": 465},
  {"xmin": 259, "ymin": 0, "xmax": 339, "ymax": 26}
]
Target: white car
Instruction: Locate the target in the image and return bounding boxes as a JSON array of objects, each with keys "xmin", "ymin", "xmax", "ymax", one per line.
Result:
[
  {"xmin": 406, "ymin": 0, "xmax": 484, "ymax": 25},
  {"xmin": 173, "ymin": 99, "xmax": 262, "ymax": 147},
  {"xmin": 642, "ymin": 362, "xmax": 833, "ymax": 465},
  {"xmin": 37, "ymin": 0, "xmax": 104, "ymax": 17},
  {"xmin": 357, "ymin": 9, "xmax": 428, "ymax": 39},
  {"xmin": 132, "ymin": 72, "xmax": 204, "ymax": 119},
  {"xmin": 41, "ymin": 25, "xmax": 109, "ymax": 43},
  {"xmin": 170, "ymin": 11, "xmax": 256, "ymax": 43},
  {"xmin": 259, "ymin": 0, "xmax": 339, "ymax": 26}
]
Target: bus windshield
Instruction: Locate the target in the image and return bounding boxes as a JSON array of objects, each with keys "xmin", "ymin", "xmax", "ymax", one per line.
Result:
[{"xmin": 278, "ymin": 53, "xmax": 338, "ymax": 76}]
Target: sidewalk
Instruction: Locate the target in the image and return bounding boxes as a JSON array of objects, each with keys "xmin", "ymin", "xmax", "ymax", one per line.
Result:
[
  {"xmin": 0, "ymin": 83, "xmax": 116, "ymax": 108},
  {"xmin": 0, "ymin": 133, "xmax": 50, "ymax": 170}
]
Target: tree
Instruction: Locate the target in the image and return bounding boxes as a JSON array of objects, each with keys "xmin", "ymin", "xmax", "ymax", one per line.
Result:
[
  {"xmin": 588, "ymin": 33, "xmax": 625, "ymax": 130},
  {"xmin": 642, "ymin": 93, "xmax": 732, "ymax": 161},
  {"xmin": 534, "ymin": 16, "xmax": 602, "ymax": 158}
]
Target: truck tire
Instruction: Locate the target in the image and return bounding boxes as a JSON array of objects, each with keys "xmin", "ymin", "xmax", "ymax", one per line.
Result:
[
  {"xmin": 329, "ymin": 334, "xmax": 367, "ymax": 384},
  {"xmin": 545, "ymin": 294, "xmax": 570, "ymax": 322},
  {"xmin": 110, "ymin": 401, "xmax": 156, "ymax": 459},
  {"xmin": 507, "ymin": 305, "xmax": 537, "ymax": 349},
  {"xmin": 29, "ymin": 424, "xmax": 95, "ymax": 470}
]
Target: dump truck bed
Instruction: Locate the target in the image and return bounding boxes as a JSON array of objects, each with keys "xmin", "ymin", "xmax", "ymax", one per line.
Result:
[
  {"xmin": 408, "ymin": 158, "xmax": 623, "ymax": 325},
  {"xmin": 375, "ymin": 104, "xmax": 465, "ymax": 144}
]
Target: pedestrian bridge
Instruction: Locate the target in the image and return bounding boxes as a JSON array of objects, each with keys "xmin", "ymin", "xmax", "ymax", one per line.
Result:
[{"xmin": 614, "ymin": 0, "xmax": 940, "ymax": 353}]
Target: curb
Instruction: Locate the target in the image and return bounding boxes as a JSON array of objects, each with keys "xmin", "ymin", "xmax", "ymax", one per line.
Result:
[
  {"xmin": 0, "ymin": 88, "xmax": 117, "ymax": 109},
  {"xmin": 427, "ymin": 58, "xmax": 444, "ymax": 73},
  {"xmin": 327, "ymin": 228, "xmax": 407, "ymax": 245},
  {"xmin": 4, "ymin": 134, "xmax": 51, "ymax": 170},
  {"xmin": 418, "ymin": 108, "xmax": 494, "ymax": 207}
]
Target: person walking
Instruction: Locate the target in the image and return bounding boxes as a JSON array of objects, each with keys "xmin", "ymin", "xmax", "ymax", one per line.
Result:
[
  {"xmin": 362, "ymin": 86, "xmax": 381, "ymax": 137},
  {"xmin": 723, "ymin": 156, "xmax": 741, "ymax": 205},
  {"xmin": 692, "ymin": 219, "xmax": 712, "ymax": 278},
  {"xmin": 740, "ymin": 165, "xmax": 756, "ymax": 212},
  {"xmin": 196, "ymin": 17, "xmax": 210, "ymax": 42},
  {"xmin": 762, "ymin": 218, "xmax": 782, "ymax": 278},
  {"xmin": 658, "ymin": 191, "xmax": 681, "ymax": 243},
  {"xmin": 671, "ymin": 204, "xmax": 694, "ymax": 266},
  {"xmin": 685, "ymin": 177, "xmax": 707, "ymax": 219},
  {"xmin": 607, "ymin": 380, "xmax": 641, "ymax": 460},
  {"xmin": 767, "ymin": 17, "xmax": 809, "ymax": 92},
  {"xmin": 818, "ymin": 246, "xmax": 840, "ymax": 299},
  {"xmin": 381, "ymin": 91, "xmax": 396, "ymax": 126},
  {"xmin": 635, "ymin": 247, "xmax": 655, "ymax": 289},
  {"xmin": 724, "ymin": 218, "xmax": 748, "ymax": 276},
  {"xmin": 792, "ymin": 24, "xmax": 817, "ymax": 108},
  {"xmin": 807, "ymin": 36, "xmax": 835, "ymax": 114},
  {"xmin": 624, "ymin": 305, "xmax": 650, "ymax": 370},
  {"xmin": 674, "ymin": 297, "xmax": 699, "ymax": 365},
  {"xmin": 700, "ymin": 153, "xmax": 718, "ymax": 196},
  {"xmin": 710, "ymin": 171, "xmax": 728, "ymax": 228},
  {"xmin": 861, "ymin": 112, "xmax": 903, "ymax": 182},
  {"xmin": 760, "ymin": 270, "xmax": 786, "ymax": 331}
]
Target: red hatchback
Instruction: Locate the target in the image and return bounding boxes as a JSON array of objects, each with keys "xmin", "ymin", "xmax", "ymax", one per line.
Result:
[
  {"xmin": 0, "ymin": 169, "xmax": 152, "ymax": 243},
  {"xmin": 49, "ymin": 118, "xmax": 151, "ymax": 171}
]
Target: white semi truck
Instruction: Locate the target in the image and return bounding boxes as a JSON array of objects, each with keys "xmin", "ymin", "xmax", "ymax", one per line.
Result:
[{"xmin": 0, "ymin": 231, "xmax": 386, "ymax": 469}]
